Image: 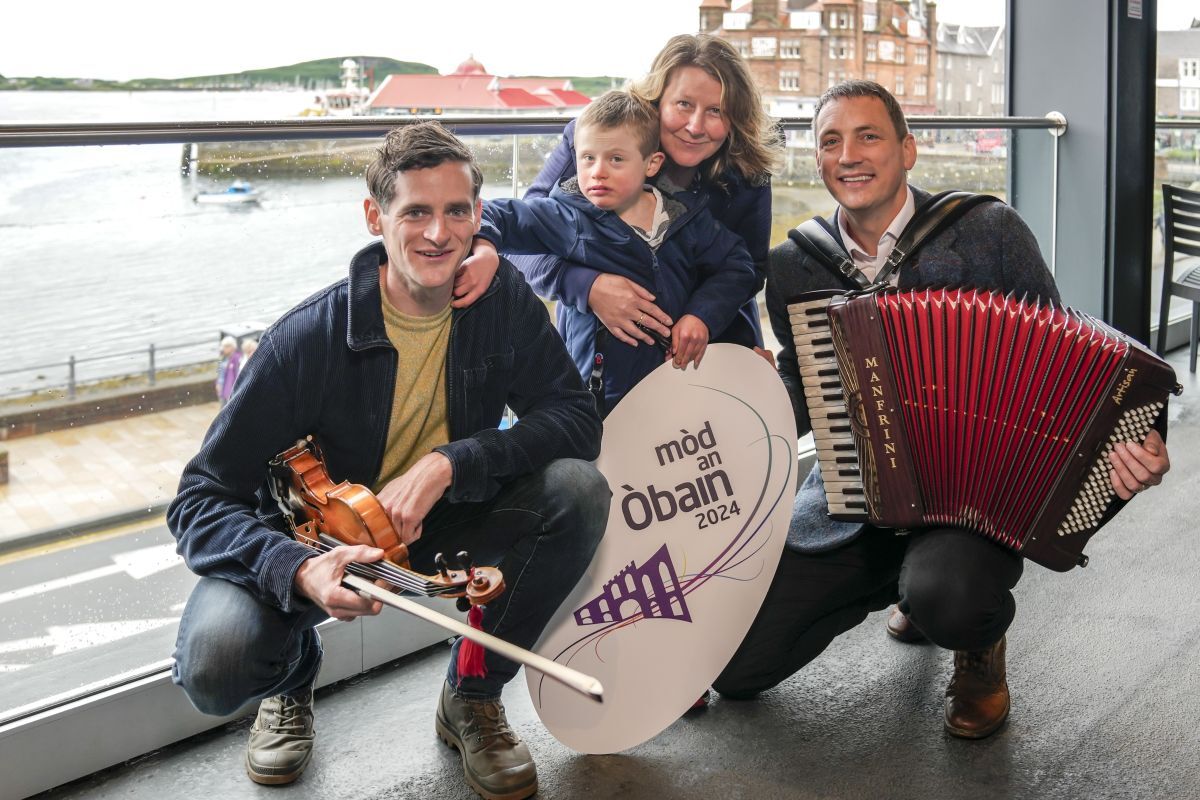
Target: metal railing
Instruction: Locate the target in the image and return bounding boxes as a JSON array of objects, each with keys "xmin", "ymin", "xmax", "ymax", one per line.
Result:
[
  {"xmin": 0, "ymin": 339, "xmax": 215, "ymax": 400},
  {"xmin": 0, "ymin": 113, "xmax": 1068, "ymax": 148},
  {"xmin": 0, "ymin": 113, "xmax": 1071, "ymax": 398}
]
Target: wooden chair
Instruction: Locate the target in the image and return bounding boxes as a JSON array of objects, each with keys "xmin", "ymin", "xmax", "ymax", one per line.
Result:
[{"xmin": 1156, "ymin": 184, "xmax": 1200, "ymax": 373}]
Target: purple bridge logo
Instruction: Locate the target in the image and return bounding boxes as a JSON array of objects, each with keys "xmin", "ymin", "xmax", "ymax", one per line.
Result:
[{"xmin": 573, "ymin": 543, "xmax": 691, "ymax": 626}]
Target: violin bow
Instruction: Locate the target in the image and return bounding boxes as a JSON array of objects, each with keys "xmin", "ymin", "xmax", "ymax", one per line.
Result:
[
  {"xmin": 267, "ymin": 439, "xmax": 603, "ymax": 703},
  {"xmin": 342, "ymin": 574, "xmax": 603, "ymax": 703}
]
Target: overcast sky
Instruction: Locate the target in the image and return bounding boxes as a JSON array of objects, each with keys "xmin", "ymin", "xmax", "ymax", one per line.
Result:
[{"xmin": 2, "ymin": 0, "xmax": 1196, "ymax": 82}]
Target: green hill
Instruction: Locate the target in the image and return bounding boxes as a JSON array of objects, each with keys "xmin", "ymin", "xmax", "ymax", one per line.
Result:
[
  {"xmin": 129, "ymin": 56, "xmax": 437, "ymax": 89},
  {"xmin": 0, "ymin": 58, "xmax": 624, "ymax": 96},
  {"xmin": 0, "ymin": 56, "xmax": 437, "ymax": 91}
]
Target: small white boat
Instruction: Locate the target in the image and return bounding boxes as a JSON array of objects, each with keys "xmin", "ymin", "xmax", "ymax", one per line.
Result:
[{"xmin": 195, "ymin": 180, "xmax": 262, "ymax": 205}]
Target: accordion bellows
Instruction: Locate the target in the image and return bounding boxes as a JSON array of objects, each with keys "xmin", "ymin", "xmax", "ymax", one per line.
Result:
[{"xmin": 789, "ymin": 287, "xmax": 1181, "ymax": 571}]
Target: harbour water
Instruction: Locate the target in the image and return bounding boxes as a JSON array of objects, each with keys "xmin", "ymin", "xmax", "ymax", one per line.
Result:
[{"xmin": 0, "ymin": 91, "xmax": 531, "ymax": 394}]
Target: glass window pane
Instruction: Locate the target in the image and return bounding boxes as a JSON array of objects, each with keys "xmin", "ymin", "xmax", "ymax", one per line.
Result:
[
  {"xmin": 0, "ymin": 90, "xmax": 561, "ymax": 721},
  {"xmin": 1153, "ymin": 26, "xmax": 1200, "ymax": 335}
]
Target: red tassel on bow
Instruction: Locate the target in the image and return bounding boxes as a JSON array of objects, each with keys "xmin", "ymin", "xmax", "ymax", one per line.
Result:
[
  {"xmin": 456, "ymin": 568, "xmax": 488, "ymax": 683},
  {"xmin": 456, "ymin": 605, "xmax": 488, "ymax": 681}
]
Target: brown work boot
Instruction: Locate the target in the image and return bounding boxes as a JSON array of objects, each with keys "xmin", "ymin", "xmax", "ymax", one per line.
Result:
[
  {"xmin": 244, "ymin": 686, "xmax": 316, "ymax": 785},
  {"xmin": 944, "ymin": 636, "xmax": 1010, "ymax": 739},
  {"xmin": 435, "ymin": 681, "xmax": 537, "ymax": 800},
  {"xmin": 886, "ymin": 606, "xmax": 926, "ymax": 643}
]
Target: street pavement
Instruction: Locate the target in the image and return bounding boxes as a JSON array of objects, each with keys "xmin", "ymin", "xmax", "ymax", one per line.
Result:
[{"xmin": 0, "ymin": 402, "xmax": 217, "ymax": 547}]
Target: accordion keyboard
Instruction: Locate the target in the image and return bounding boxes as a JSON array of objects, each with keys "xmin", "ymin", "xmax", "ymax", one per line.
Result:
[{"xmin": 787, "ymin": 297, "xmax": 868, "ymax": 517}]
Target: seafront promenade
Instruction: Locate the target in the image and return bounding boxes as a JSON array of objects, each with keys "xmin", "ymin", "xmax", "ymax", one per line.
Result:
[{"xmin": 0, "ymin": 403, "xmax": 217, "ymax": 549}]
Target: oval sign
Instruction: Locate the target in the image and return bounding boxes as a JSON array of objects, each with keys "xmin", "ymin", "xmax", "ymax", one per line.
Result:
[{"xmin": 526, "ymin": 344, "xmax": 797, "ymax": 753}]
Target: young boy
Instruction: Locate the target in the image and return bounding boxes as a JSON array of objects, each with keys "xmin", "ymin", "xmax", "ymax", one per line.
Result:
[{"xmin": 475, "ymin": 90, "xmax": 757, "ymax": 414}]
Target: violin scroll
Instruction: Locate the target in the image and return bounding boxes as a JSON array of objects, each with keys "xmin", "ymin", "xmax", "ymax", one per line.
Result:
[{"xmin": 432, "ymin": 551, "xmax": 505, "ymax": 606}]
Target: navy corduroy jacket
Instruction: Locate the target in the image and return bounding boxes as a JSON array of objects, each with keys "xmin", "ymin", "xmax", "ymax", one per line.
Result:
[
  {"xmin": 167, "ymin": 241, "xmax": 602, "ymax": 612},
  {"xmin": 508, "ymin": 118, "xmax": 772, "ymax": 348}
]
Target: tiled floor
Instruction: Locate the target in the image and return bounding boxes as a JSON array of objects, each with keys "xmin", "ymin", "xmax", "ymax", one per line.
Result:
[{"xmin": 0, "ymin": 403, "xmax": 218, "ymax": 543}]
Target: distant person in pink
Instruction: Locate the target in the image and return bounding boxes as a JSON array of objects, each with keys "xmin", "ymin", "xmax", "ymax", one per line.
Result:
[{"xmin": 215, "ymin": 336, "xmax": 241, "ymax": 406}]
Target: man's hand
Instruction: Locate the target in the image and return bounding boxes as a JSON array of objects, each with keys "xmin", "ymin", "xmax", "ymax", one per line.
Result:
[
  {"xmin": 452, "ymin": 238, "xmax": 500, "ymax": 309},
  {"xmin": 588, "ymin": 274, "xmax": 673, "ymax": 346},
  {"xmin": 375, "ymin": 452, "xmax": 454, "ymax": 546},
  {"xmin": 294, "ymin": 544, "xmax": 385, "ymax": 622},
  {"xmin": 669, "ymin": 314, "xmax": 710, "ymax": 369},
  {"xmin": 1108, "ymin": 428, "xmax": 1170, "ymax": 501}
]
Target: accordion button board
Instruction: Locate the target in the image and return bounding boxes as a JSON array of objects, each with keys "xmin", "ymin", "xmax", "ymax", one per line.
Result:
[{"xmin": 788, "ymin": 287, "xmax": 1182, "ymax": 571}]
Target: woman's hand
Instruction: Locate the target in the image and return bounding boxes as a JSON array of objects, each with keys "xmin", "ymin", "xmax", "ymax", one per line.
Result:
[
  {"xmin": 452, "ymin": 238, "xmax": 500, "ymax": 309},
  {"xmin": 669, "ymin": 314, "xmax": 709, "ymax": 369},
  {"xmin": 753, "ymin": 346, "xmax": 777, "ymax": 369},
  {"xmin": 588, "ymin": 274, "xmax": 673, "ymax": 346}
]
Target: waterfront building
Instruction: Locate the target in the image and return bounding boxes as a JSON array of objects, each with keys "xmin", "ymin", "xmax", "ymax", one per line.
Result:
[
  {"xmin": 366, "ymin": 56, "xmax": 592, "ymax": 116},
  {"xmin": 299, "ymin": 59, "xmax": 372, "ymax": 117},
  {"xmin": 1156, "ymin": 23, "xmax": 1200, "ymax": 120},
  {"xmin": 699, "ymin": 0, "xmax": 938, "ymax": 120},
  {"xmin": 934, "ymin": 23, "xmax": 1005, "ymax": 118}
]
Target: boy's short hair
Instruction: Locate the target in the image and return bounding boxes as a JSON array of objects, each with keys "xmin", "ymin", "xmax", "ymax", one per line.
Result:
[
  {"xmin": 813, "ymin": 80, "xmax": 910, "ymax": 139},
  {"xmin": 366, "ymin": 121, "xmax": 484, "ymax": 209},
  {"xmin": 576, "ymin": 91, "xmax": 661, "ymax": 157}
]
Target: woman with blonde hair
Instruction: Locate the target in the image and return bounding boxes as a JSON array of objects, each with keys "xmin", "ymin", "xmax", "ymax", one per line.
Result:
[{"xmin": 456, "ymin": 34, "xmax": 781, "ymax": 353}]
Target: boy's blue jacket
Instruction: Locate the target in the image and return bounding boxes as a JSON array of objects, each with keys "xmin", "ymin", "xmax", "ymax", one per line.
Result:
[
  {"xmin": 478, "ymin": 179, "xmax": 757, "ymax": 411},
  {"xmin": 511, "ymin": 118, "xmax": 771, "ymax": 348}
]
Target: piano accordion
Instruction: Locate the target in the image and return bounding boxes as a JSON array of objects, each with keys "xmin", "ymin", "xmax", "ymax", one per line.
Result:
[{"xmin": 789, "ymin": 287, "xmax": 1181, "ymax": 571}]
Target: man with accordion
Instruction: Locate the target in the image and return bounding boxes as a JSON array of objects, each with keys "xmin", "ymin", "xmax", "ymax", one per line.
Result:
[{"xmin": 713, "ymin": 81, "xmax": 1172, "ymax": 739}]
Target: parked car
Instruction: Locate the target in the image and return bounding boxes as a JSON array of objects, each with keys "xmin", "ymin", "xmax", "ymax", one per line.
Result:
[{"xmin": 974, "ymin": 129, "xmax": 1008, "ymax": 156}]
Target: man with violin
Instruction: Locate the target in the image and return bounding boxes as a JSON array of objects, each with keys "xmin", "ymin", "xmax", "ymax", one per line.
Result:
[{"xmin": 168, "ymin": 121, "xmax": 608, "ymax": 800}]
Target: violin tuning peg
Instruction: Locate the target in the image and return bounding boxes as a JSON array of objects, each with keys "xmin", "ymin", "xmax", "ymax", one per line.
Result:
[
  {"xmin": 456, "ymin": 597, "xmax": 471, "ymax": 613},
  {"xmin": 434, "ymin": 553, "xmax": 450, "ymax": 577},
  {"xmin": 456, "ymin": 550, "xmax": 472, "ymax": 570}
]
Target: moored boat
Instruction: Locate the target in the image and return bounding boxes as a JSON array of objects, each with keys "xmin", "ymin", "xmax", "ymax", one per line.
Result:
[{"xmin": 194, "ymin": 180, "xmax": 261, "ymax": 204}]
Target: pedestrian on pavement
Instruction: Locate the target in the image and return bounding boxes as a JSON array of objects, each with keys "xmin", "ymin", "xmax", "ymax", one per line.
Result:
[{"xmin": 214, "ymin": 336, "xmax": 240, "ymax": 406}]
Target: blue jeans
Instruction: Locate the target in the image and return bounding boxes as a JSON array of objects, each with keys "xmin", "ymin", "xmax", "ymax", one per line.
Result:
[{"xmin": 172, "ymin": 459, "xmax": 609, "ymax": 714}]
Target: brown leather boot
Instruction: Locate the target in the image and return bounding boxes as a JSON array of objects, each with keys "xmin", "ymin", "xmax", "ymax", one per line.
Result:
[
  {"xmin": 435, "ymin": 682, "xmax": 537, "ymax": 800},
  {"xmin": 885, "ymin": 606, "xmax": 926, "ymax": 643},
  {"xmin": 944, "ymin": 636, "xmax": 1010, "ymax": 739}
]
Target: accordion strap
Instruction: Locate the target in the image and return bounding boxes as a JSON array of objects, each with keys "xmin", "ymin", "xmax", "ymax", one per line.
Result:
[
  {"xmin": 789, "ymin": 190, "xmax": 1001, "ymax": 289},
  {"xmin": 790, "ymin": 218, "xmax": 867, "ymax": 289}
]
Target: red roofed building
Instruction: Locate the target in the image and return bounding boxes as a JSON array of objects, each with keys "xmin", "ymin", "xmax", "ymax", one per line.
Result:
[{"xmin": 367, "ymin": 56, "xmax": 593, "ymax": 116}]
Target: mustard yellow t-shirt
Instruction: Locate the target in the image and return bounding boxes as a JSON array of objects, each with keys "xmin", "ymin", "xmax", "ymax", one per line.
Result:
[{"xmin": 372, "ymin": 297, "xmax": 453, "ymax": 492}]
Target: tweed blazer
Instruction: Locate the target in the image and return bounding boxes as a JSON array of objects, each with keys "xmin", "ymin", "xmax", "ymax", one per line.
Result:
[{"xmin": 767, "ymin": 186, "xmax": 1060, "ymax": 553}]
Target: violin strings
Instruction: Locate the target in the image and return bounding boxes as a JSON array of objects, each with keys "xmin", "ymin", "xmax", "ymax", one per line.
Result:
[
  {"xmin": 306, "ymin": 535, "xmax": 430, "ymax": 587},
  {"xmin": 300, "ymin": 538, "xmax": 460, "ymax": 597},
  {"xmin": 343, "ymin": 563, "xmax": 460, "ymax": 598}
]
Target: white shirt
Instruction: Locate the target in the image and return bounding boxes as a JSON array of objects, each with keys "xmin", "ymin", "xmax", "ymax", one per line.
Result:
[
  {"xmin": 631, "ymin": 186, "xmax": 670, "ymax": 250},
  {"xmin": 836, "ymin": 187, "xmax": 916, "ymax": 285}
]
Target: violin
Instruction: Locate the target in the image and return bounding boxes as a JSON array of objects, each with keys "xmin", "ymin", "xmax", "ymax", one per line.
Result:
[
  {"xmin": 265, "ymin": 436, "xmax": 603, "ymax": 703},
  {"xmin": 268, "ymin": 437, "xmax": 504, "ymax": 608}
]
